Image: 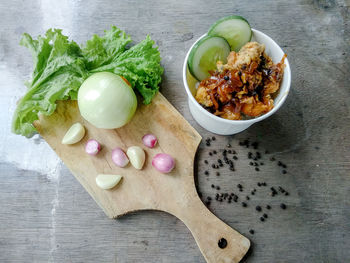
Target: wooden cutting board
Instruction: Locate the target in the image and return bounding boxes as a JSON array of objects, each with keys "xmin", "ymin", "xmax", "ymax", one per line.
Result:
[{"xmin": 34, "ymin": 93, "xmax": 250, "ymax": 263}]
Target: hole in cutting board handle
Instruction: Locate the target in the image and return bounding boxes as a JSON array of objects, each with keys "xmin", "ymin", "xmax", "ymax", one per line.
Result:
[{"xmin": 218, "ymin": 238, "xmax": 227, "ymax": 249}]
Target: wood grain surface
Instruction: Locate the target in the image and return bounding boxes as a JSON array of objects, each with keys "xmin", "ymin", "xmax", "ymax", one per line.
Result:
[
  {"xmin": 34, "ymin": 95, "xmax": 250, "ymax": 262},
  {"xmin": 0, "ymin": 0, "xmax": 349, "ymax": 262}
]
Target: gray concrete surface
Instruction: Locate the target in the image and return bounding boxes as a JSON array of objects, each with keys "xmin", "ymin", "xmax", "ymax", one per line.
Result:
[{"xmin": 0, "ymin": 0, "xmax": 349, "ymax": 262}]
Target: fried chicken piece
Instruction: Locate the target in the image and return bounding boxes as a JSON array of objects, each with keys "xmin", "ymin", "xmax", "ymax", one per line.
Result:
[
  {"xmin": 224, "ymin": 42, "xmax": 265, "ymax": 70},
  {"xmin": 195, "ymin": 85, "xmax": 213, "ymax": 107},
  {"xmin": 218, "ymin": 103, "xmax": 241, "ymax": 120},
  {"xmin": 263, "ymin": 54, "xmax": 287, "ymax": 95},
  {"xmin": 241, "ymin": 95, "xmax": 274, "ymax": 117}
]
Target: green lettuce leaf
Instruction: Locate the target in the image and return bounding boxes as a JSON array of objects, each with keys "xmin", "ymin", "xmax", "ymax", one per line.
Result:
[
  {"xmin": 91, "ymin": 35, "xmax": 163, "ymax": 104},
  {"xmin": 12, "ymin": 26, "xmax": 163, "ymax": 137},
  {"xmin": 12, "ymin": 29, "xmax": 87, "ymax": 137},
  {"xmin": 82, "ymin": 26, "xmax": 132, "ymax": 70}
]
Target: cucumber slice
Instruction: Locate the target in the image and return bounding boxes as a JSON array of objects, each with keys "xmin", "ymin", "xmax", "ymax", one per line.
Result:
[
  {"xmin": 188, "ymin": 36, "xmax": 230, "ymax": 81},
  {"xmin": 208, "ymin": 15, "xmax": 252, "ymax": 52}
]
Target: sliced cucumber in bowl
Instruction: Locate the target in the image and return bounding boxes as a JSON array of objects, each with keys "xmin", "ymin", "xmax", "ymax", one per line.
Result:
[
  {"xmin": 208, "ymin": 15, "xmax": 252, "ymax": 52},
  {"xmin": 188, "ymin": 36, "xmax": 231, "ymax": 81}
]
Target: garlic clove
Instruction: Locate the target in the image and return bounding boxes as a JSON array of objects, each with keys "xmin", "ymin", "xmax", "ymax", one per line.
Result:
[
  {"xmin": 62, "ymin": 123, "xmax": 85, "ymax": 145},
  {"xmin": 96, "ymin": 174, "xmax": 122, "ymax": 190},
  {"xmin": 126, "ymin": 146, "xmax": 145, "ymax": 170}
]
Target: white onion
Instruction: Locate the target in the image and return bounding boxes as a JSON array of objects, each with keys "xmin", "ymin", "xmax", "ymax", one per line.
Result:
[
  {"xmin": 78, "ymin": 72, "xmax": 137, "ymax": 129},
  {"xmin": 142, "ymin": 134, "xmax": 157, "ymax": 148},
  {"xmin": 111, "ymin": 147, "xmax": 129, "ymax": 167},
  {"xmin": 152, "ymin": 153, "xmax": 175, "ymax": 173},
  {"xmin": 85, "ymin": 139, "xmax": 101, "ymax": 155}
]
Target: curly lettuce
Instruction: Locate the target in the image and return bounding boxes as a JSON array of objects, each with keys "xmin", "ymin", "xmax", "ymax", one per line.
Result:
[{"xmin": 12, "ymin": 26, "xmax": 163, "ymax": 137}]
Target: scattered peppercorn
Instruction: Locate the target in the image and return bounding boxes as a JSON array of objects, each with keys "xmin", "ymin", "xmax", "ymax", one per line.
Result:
[
  {"xmin": 256, "ymin": 206, "xmax": 262, "ymax": 212},
  {"xmin": 204, "ymin": 160, "xmax": 208, "ymax": 164},
  {"xmin": 282, "ymin": 170, "xmax": 287, "ymax": 174},
  {"xmin": 216, "ymin": 172, "xmax": 220, "ymax": 176},
  {"xmin": 255, "ymin": 167, "xmax": 260, "ymax": 171},
  {"xmin": 266, "ymin": 205, "xmax": 271, "ymax": 210},
  {"xmin": 211, "ymin": 184, "xmax": 215, "ymax": 188},
  {"xmin": 280, "ymin": 203, "xmax": 287, "ymax": 209},
  {"xmin": 249, "ymin": 229, "xmax": 255, "ymax": 234},
  {"xmin": 212, "ymin": 136, "xmax": 216, "ymax": 141},
  {"xmin": 242, "ymin": 202, "xmax": 247, "ymax": 207},
  {"xmin": 260, "ymin": 217, "xmax": 265, "ymax": 222},
  {"xmin": 263, "ymin": 213, "xmax": 268, "ymax": 218},
  {"xmin": 205, "ymin": 171, "xmax": 209, "ymax": 175},
  {"xmin": 246, "ymin": 196, "xmax": 250, "ymax": 200},
  {"xmin": 213, "ymin": 150, "xmax": 217, "ymax": 154},
  {"xmin": 233, "ymin": 156, "xmax": 238, "ymax": 160},
  {"xmin": 209, "ymin": 152, "xmax": 213, "ymax": 156},
  {"xmin": 270, "ymin": 157, "xmax": 275, "ymax": 161}
]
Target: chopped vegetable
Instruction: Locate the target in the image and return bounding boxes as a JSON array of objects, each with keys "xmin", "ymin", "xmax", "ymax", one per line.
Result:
[
  {"xmin": 208, "ymin": 15, "xmax": 252, "ymax": 51},
  {"xmin": 85, "ymin": 139, "xmax": 101, "ymax": 155},
  {"xmin": 61, "ymin": 123, "xmax": 85, "ymax": 145},
  {"xmin": 188, "ymin": 36, "xmax": 230, "ymax": 81},
  {"xmin": 111, "ymin": 147, "xmax": 129, "ymax": 167},
  {"xmin": 142, "ymin": 134, "xmax": 158, "ymax": 148},
  {"xmin": 126, "ymin": 146, "xmax": 145, "ymax": 170},
  {"xmin": 78, "ymin": 72, "xmax": 137, "ymax": 129},
  {"xmin": 152, "ymin": 153, "xmax": 175, "ymax": 173},
  {"xmin": 12, "ymin": 26, "xmax": 163, "ymax": 137},
  {"xmin": 96, "ymin": 174, "xmax": 122, "ymax": 190}
]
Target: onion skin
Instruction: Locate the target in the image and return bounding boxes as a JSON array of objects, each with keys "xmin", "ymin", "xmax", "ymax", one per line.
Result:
[
  {"xmin": 142, "ymin": 134, "xmax": 158, "ymax": 148},
  {"xmin": 111, "ymin": 147, "xmax": 129, "ymax": 167},
  {"xmin": 152, "ymin": 153, "xmax": 175, "ymax": 173},
  {"xmin": 85, "ymin": 139, "xmax": 101, "ymax": 155}
]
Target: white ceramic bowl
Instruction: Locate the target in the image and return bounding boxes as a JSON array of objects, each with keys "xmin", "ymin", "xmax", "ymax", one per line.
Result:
[{"xmin": 183, "ymin": 29, "xmax": 291, "ymax": 135}]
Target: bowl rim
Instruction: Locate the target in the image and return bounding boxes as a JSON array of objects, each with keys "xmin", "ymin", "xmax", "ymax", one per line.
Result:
[{"xmin": 182, "ymin": 28, "xmax": 291, "ymax": 124}]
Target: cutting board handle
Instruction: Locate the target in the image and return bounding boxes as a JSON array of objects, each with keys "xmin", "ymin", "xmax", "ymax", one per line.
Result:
[{"xmin": 169, "ymin": 193, "xmax": 250, "ymax": 263}]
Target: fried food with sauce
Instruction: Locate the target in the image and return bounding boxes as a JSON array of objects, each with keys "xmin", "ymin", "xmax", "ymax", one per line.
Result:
[{"xmin": 195, "ymin": 41, "xmax": 286, "ymax": 120}]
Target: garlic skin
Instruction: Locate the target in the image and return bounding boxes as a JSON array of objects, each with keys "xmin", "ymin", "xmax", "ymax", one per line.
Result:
[
  {"xmin": 126, "ymin": 146, "xmax": 145, "ymax": 170},
  {"xmin": 96, "ymin": 174, "xmax": 122, "ymax": 190},
  {"xmin": 61, "ymin": 123, "xmax": 85, "ymax": 145}
]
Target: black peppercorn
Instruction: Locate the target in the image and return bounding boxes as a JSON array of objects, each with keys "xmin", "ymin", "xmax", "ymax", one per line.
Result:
[
  {"xmin": 263, "ymin": 213, "xmax": 268, "ymax": 218},
  {"xmin": 242, "ymin": 202, "xmax": 247, "ymax": 207},
  {"xmin": 204, "ymin": 171, "xmax": 209, "ymax": 175},
  {"xmin": 218, "ymin": 238, "xmax": 227, "ymax": 249},
  {"xmin": 266, "ymin": 205, "xmax": 271, "ymax": 210},
  {"xmin": 280, "ymin": 203, "xmax": 287, "ymax": 209},
  {"xmin": 260, "ymin": 216, "xmax": 265, "ymax": 222},
  {"xmin": 256, "ymin": 206, "xmax": 262, "ymax": 212},
  {"xmin": 249, "ymin": 229, "xmax": 255, "ymax": 234}
]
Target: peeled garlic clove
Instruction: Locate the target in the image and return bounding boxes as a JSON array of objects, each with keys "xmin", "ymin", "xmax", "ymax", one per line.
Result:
[
  {"xmin": 96, "ymin": 174, "xmax": 122, "ymax": 190},
  {"xmin": 127, "ymin": 146, "xmax": 145, "ymax": 170},
  {"xmin": 62, "ymin": 123, "xmax": 85, "ymax": 145}
]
